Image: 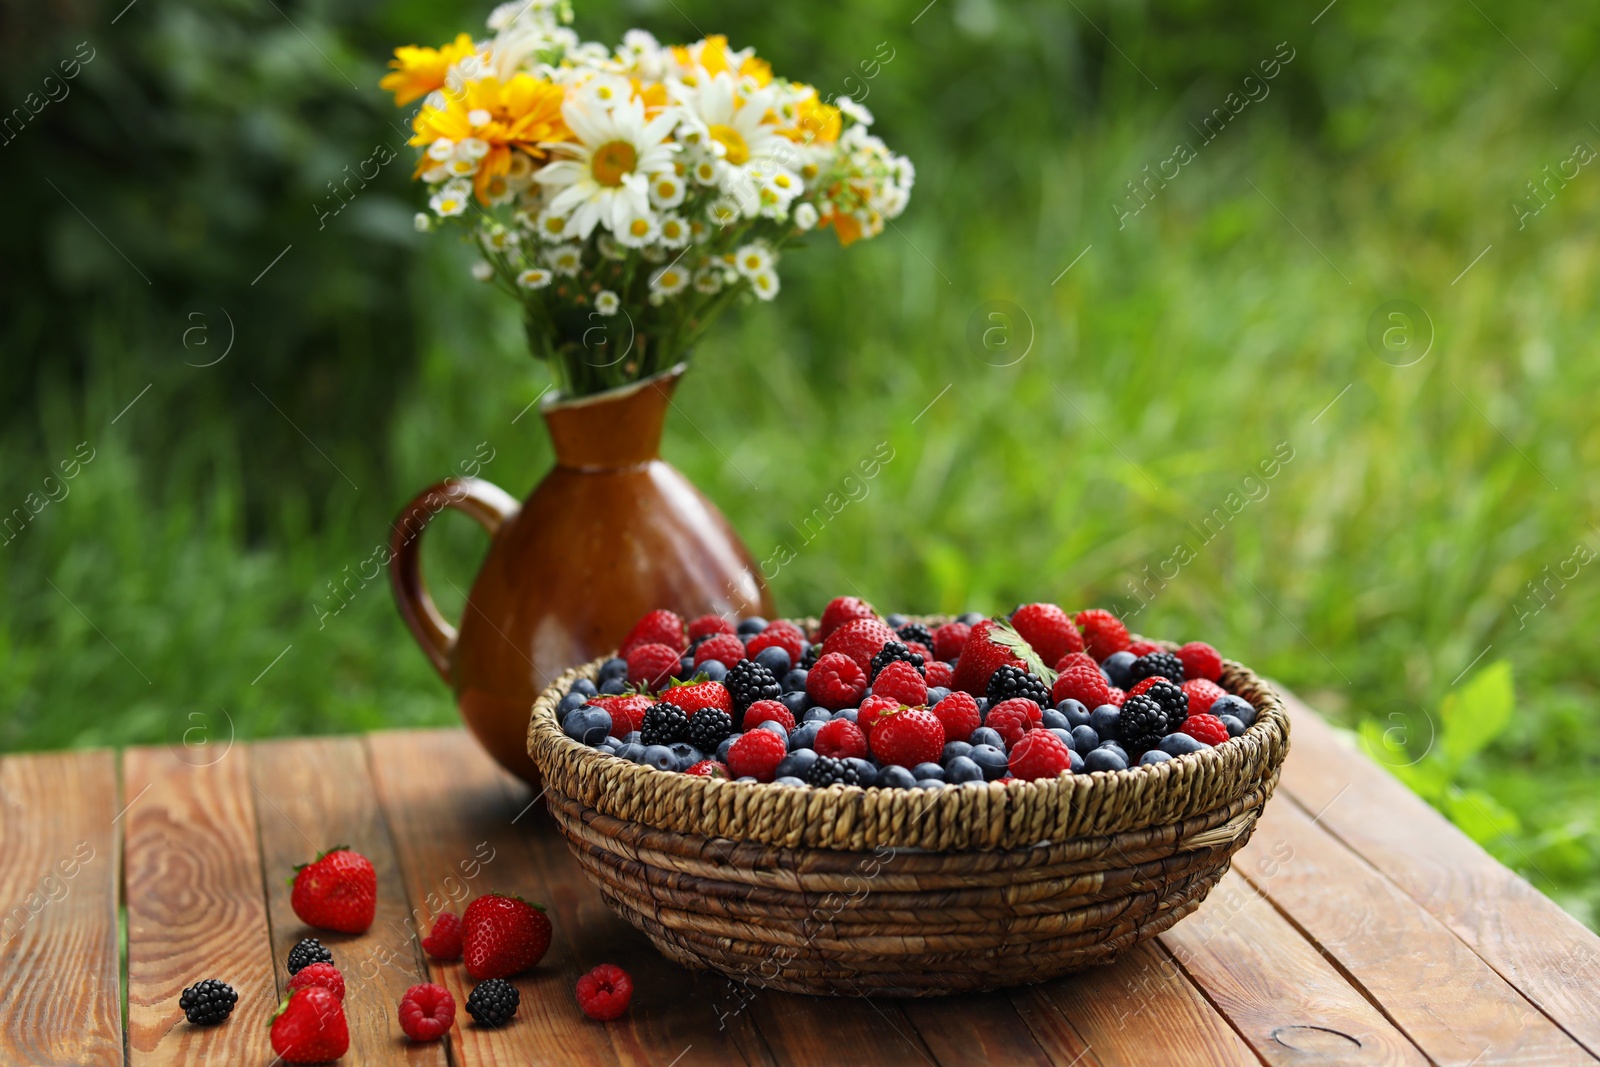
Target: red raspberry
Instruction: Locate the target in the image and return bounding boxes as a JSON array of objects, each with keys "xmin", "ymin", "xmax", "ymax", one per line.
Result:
[
  {"xmin": 1180, "ymin": 713, "xmax": 1229, "ymax": 746},
  {"xmin": 620, "ymin": 609, "xmax": 686, "ymax": 656},
  {"xmin": 856, "ymin": 694, "xmax": 903, "ymax": 738},
  {"xmin": 985, "ymin": 702, "xmax": 1035, "ymax": 746},
  {"xmin": 748, "ymin": 620, "xmax": 806, "ymax": 663},
  {"xmin": 949, "ymin": 619, "xmax": 1026, "ymax": 696},
  {"xmin": 742, "ymin": 699, "xmax": 795, "ymax": 733},
  {"xmin": 592, "ymin": 695, "xmax": 653, "ymax": 736},
  {"xmin": 688, "ymin": 614, "xmax": 736, "ymax": 641},
  {"xmin": 1127, "ymin": 676, "xmax": 1174, "ymax": 699},
  {"xmin": 626, "ymin": 642, "xmax": 681, "ymax": 691},
  {"xmin": 872, "ymin": 660, "xmax": 927, "ymax": 706},
  {"xmin": 685, "ymin": 759, "xmax": 728, "ymax": 778},
  {"xmin": 575, "ymin": 963, "xmax": 633, "ymax": 1021},
  {"xmin": 925, "ymin": 660, "xmax": 954, "ymax": 687},
  {"xmin": 822, "ymin": 617, "xmax": 898, "ymax": 672},
  {"xmin": 819, "ymin": 596, "xmax": 878, "ymax": 639},
  {"xmin": 1074, "ymin": 609, "xmax": 1131, "ymax": 661},
  {"xmin": 905, "ymin": 641, "xmax": 934, "ymax": 665},
  {"xmin": 693, "ymin": 633, "xmax": 747, "ymax": 668},
  {"xmin": 869, "ymin": 707, "xmax": 945, "ymax": 767},
  {"xmin": 421, "ymin": 913, "xmax": 463, "ymax": 962},
  {"xmin": 931, "ymin": 691, "xmax": 981, "ymax": 743},
  {"xmin": 1177, "ymin": 641, "xmax": 1224, "ymax": 683},
  {"xmin": 1127, "ymin": 639, "xmax": 1161, "ymax": 658},
  {"xmin": 662, "ymin": 679, "xmax": 732, "ymax": 715},
  {"xmin": 287, "ymin": 961, "xmax": 346, "ymax": 1001},
  {"xmin": 398, "ymin": 983, "xmax": 455, "ymax": 1041},
  {"xmin": 1008, "ymin": 731, "xmax": 1073, "ymax": 781},
  {"xmin": 1051, "ymin": 663, "xmax": 1111, "ymax": 709},
  {"xmin": 1054, "ymin": 652, "xmax": 1098, "ymax": 674},
  {"xmin": 727, "ymin": 729, "xmax": 786, "ymax": 781},
  {"xmin": 806, "ymin": 651, "xmax": 867, "ymax": 709},
  {"xmin": 1182, "ymin": 679, "xmax": 1227, "ymax": 716},
  {"xmin": 1010, "ymin": 603, "xmax": 1083, "ymax": 665},
  {"xmin": 814, "ymin": 718, "xmax": 869, "ymax": 760},
  {"xmin": 1107, "ymin": 687, "xmax": 1127, "ymax": 706},
  {"xmin": 932, "ymin": 621, "xmax": 972, "ymax": 661}
]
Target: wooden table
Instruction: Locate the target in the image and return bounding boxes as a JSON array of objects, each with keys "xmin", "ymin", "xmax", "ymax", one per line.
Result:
[{"xmin": 3, "ymin": 693, "xmax": 1597, "ymax": 1066}]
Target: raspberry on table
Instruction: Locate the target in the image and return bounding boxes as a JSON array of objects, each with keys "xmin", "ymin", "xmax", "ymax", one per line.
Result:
[
  {"xmin": 869, "ymin": 707, "xmax": 945, "ymax": 767},
  {"xmin": 873, "ymin": 659, "xmax": 928, "ymax": 706},
  {"xmin": 819, "ymin": 596, "xmax": 878, "ymax": 639},
  {"xmin": 684, "ymin": 759, "xmax": 729, "ymax": 777},
  {"xmin": 1054, "ymin": 651, "xmax": 1097, "ymax": 674},
  {"xmin": 179, "ymin": 979, "xmax": 238, "ymax": 1026},
  {"xmin": 1008, "ymin": 731, "xmax": 1073, "ymax": 781},
  {"xmin": 621, "ymin": 609, "xmax": 686, "ymax": 656},
  {"xmin": 465, "ymin": 978, "xmax": 520, "ymax": 1028},
  {"xmin": 287, "ymin": 962, "xmax": 345, "ymax": 1001},
  {"xmin": 822, "ymin": 617, "xmax": 899, "ymax": 672},
  {"xmin": 693, "ymin": 633, "xmax": 747, "ymax": 668},
  {"xmin": 741, "ymin": 699, "xmax": 795, "ymax": 733},
  {"xmin": 626, "ymin": 642, "xmax": 682, "ymax": 691},
  {"xmin": 1074, "ymin": 609, "xmax": 1131, "ymax": 661},
  {"xmin": 806, "ymin": 651, "xmax": 867, "ymax": 710},
  {"xmin": 925, "ymin": 660, "xmax": 954, "ymax": 687},
  {"xmin": 728, "ymin": 729, "xmax": 787, "ymax": 782},
  {"xmin": 814, "ymin": 718, "xmax": 869, "ymax": 761},
  {"xmin": 398, "ymin": 983, "xmax": 456, "ymax": 1041},
  {"xmin": 422, "ymin": 912, "xmax": 464, "ymax": 961},
  {"xmin": 985, "ymin": 701, "xmax": 1036, "ymax": 747},
  {"xmin": 1182, "ymin": 679, "xmax": 1227, "ymax": 716},
  {"xmin": 1180, "ymin": 713, "xmax": 1230, "ymax": 746},
  {"xmin": 575, "ymin": 964, "xmax": 634, "ymax": 1021},
  {"xmin": 1052, "ymin": 663, "xmax": 1111, "ymax": 709},
  {"xmin": 932, "ymin": 621, "xmax": 971, "ymax": 661},
  {"xmin": 688, "ymin": 614, "xmax": 737, "ymax": 641},
  {"xmin": 1177, "ymin": 641, "xmax": 1224, "ymax": 682},
  {"xmin": 856, "ymin": 694, "xmax": 902, "ymax": 738},
  {"xmin": 748, "ymin": 620, "xmax": 806, "ymax": 663},
  {"xmin": 931, "ymin": 691, "xmax": 981, "ymax": 743}
]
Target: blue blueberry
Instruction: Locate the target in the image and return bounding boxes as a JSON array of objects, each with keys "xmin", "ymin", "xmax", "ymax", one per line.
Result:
[
  {"xmin": 1140, "ymin": 749, "xmax": 1173, "ymax": 766},
  {"xmin": 598, "ymin": 657, "xmax": 628, "ymax": 682},
  {"xmin": 969, "ymin": 726, "xmax": 1005, "ymax": 750},
  {"xmin": 775, "ymin": 749, "xmax": 819, "ymax": 779},
  {"xmin": 781, "ymin": 691, "xmax": 811, "ymax": 717},
  {"xmin": 877, "ymin": 765, "xmax": 918, "ymax": 789},
  {"xmin": 1041, "ymin": 707, "xmax": 1069, "ymax": 730},
  {"xmin": 844, "ymin": 757, "xmax": 878, "ymax": 786},
  {"xmin": 615, "ymin": 742, "xmax": 645, "ymax": 763},
  {"xmin": 1090, "ymin": 704, "xmax": 1120, "ymax": 738},
  {"xmin": 886, "ymin": 612, "xmax": 909, "ymax": 628},
  {"xmin": 1210, "ymin": 694, "xmax": 1256, "ymax": 728},
  {"xmin": 624, "ymin": 730, "xmax": 642, "ymax": 744},
  {"xmin": 562, "ymin": 706, "xmax": 612, "ymax": 745},
  {"xmin": 802, "ymin": 706, "xmax": 832, "ymax": 724},
  {"xmin": 737, "ymin": 616, "xmax": 768, "ymax": 635},
  {"xmin": 1068, "ymin": 749, "xmax": 1084, "ymax": 773},
  {"xmin": 676, "ymin": 656, "xmax": 695, "ymax": 679},
  {"xmin": 668, "ymin": 742, "xmax": 704, "ymax": 770},
  {"xmin": 1218, "ymin": 714, "xmax": 1247, "ymax": 738},
  {"xmin": 1083, "ymin": 747, "xmax": 1127, "ymax": 772},
  {"xmin": 1159, "ymin": 732, "xmax": 1208, "ymax": 756},
  {"xmin": 598, "ymin": 676, "xmax": 628, "ymax": 695},
  {"xmin": 912, "ymin": 762, "xmax": 945, "ymax": 781},
  {"xmin": 640, "ymin": 744, "xmax": 677, "ymax": 770},
  {"xmin": 1056, "ymin": 699, "xmax": 1091, "ymax": 728},
  {"xmin": 926, "ymin": 686, "xmax": 952, "ymax": 706},
  {"xmin": 700, "ymin": 659, "xmax": 729, "ymax": 683},
  {"xmin": 570, "ymin": 678, "xmax": 599, "ymax": 698},
  {"xmin": 1101, "ymin": 651, "xmax": 1136, "ymax": 689},
  {"xmin": 958, "ymin": 611, "xmax": 986, "ymax": 625},
  {"xmin": 788, "ymin": 722, "xmax": 823, "ymax": 751},
  {"xmin": 1098, "ymin": 741, "xmax": 1129, "ymax": 763},
  {"xmin": 781, "ymin": 668, "xmax": 810, "ymax": 693},
  {"xmin": 716, "ymin": 734, "xmax": 739, "ymax": 762},
  {"xmin": 755, "ymin": 646, "xmax": 791, "ymax": 677},
  {"xmin": 1070, "ymin": 725, "xmax": 1100, "ymax": 752},
  {"xmin": 835, "ymin": 708, "xmax": 860, "ymax": 724},
  {"xmin": 974, "ymin": 697, "xmax": 990, "ymax": 717},
  {"xmin": 755, "ymin": 719, "xmax": 788, "ymax": 741},
  {"xmin": 941, "ymin": 740, "xmax": 973, "ymax": 763},
  {"xmin": 735, "ymin": 775, "xmax": 758, "ymax": 783},
  {"xmin": 969, "ymin": 744, "xmax": 1009, "ymax": 781},
  {"xmin": 774, "ymin": 776, "xmax": 807, "ymax": 787},
  {"xmin": 945, "ymin": 755, "xmax": 984, "ymax": 784},
  {"xmin": 1047, "ymin": 727, "xmax": 1076, "ymax": 751},
  {"xmin": 913, "ymin": 778, "xmax": 947, "ymax": 790}
]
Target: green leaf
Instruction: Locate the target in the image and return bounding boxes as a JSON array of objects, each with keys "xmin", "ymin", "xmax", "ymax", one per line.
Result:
[
  {"xmin": 1442, "ymin": 786, "xmax": 1521, "ymax": 847},
  {"xmin": 1439, "ymin": 660, "xmax": 1514, "ymax": 766},
  {"xmin": 987, "ymin": 620, "xmax": 1057, "ymax": 685}
]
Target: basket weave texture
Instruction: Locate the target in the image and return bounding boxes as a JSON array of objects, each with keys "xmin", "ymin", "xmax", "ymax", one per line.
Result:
[{"xmin": 527, "ymin": 623, "xmax": 1291, "ymax": 996}]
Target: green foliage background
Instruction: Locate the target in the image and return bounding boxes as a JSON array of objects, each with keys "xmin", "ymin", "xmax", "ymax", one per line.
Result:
[{"xmin": 1, "ymin": 0, "xmax": 1596, "ymax": 925}]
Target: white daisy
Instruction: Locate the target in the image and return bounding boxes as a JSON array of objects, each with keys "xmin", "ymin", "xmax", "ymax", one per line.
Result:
[
  {"xmin": 534, "ymin": 96, "xmax": 679, "ymax": 240},
  {"xmin": 707, "ymin": 197, "xmax": 741, "ymax": 227},
  {"xmin": 427, "ymin": 139, "xmax": 456, "ymax": 162},
  {"xmin": 544, "ymin": 243, "xmax": 584, "ymax": 275},
  {"xmin": 429, "ymin": 182, "xmax": 471, "ymax": 217},
  {"xmin": 533, "ymin": 207, "xmax": 571, "ymax": 242},
  {"xmin": 471, "ymin": 261, "xmax": 495, "ymax": 282},
  {"xmin": 458, "ymin": 137, "xmax": 490, "ymax": 160},
  {"xmin": 732, "ymin": 242, "xmax": 774, "ymax": 279},
  {"xmin": 421, "ymin": 164, "xmax": 450, "ymax": 183},
  {"xmin": 480, "ymin": 227, "xmax": 519, "ymax": 253},
  {"xmin": 837, "ymin": 97, "xmax": 874, "ymax": 125},
  {"xmin": 413, "ymin": 212, "xmax": 432, "ymax": 232},
  {"xmin": 594, "ymin": 289, "xmax": 621, "ymax": 315},
  {"xmin": 614, "ymin": 206, "xmax": 660, "ymax": 248},
  {"xmin": 578, "ymin": 73, "xmax": 634, "ymax": 110},
  {"xmin": 750, "ymin": 268, "xmax": 780, "ymax": 300},
  {"xmin": 516, "ymin": 267, "xmax": 552, "ymax": 289},
  {"xmin": 693, "ymin": 265, "xmax": 724, "ymax": 293},
  {"xmin": 597, "ymin": 234, "xmax": 626, "ymax": 260},
  {"xmin": 687, "ymin": 154, "xmax": 721, "ymax": 187},
  {"xmin": 657, "ymin": 213, "xmax": 691, "ymax": 248},
  {"xmin": 649, "ymin": 263, "xmax": 691, "ymax": 296},
  {"xmin": 648, "ymin": 171, "xmax": 686, "ymax": 209},
  {"xmin": 793, "ymin": 202, "xmax": 818, "ymax": 231},
  {"xmin": 671, "ymin": 74, "xmax": 789, "ymax": 217}
]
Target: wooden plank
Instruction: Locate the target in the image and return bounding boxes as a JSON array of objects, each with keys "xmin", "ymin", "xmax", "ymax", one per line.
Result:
[
  {"xmin": 748, "ymin": 990, "xmax": 940, "ymax": 1067},
  {"xmin": 125, "ymin": 745, "xmax": 279, "ymax": 1065},
  {"xmin": 900, "ymin": 993, "xmax": 1059, "ymax": 1066},
  {"xmin": 1015, "ymin": 941, "xmax": 1262, "ymax": 1067},
  {"xmin": 367, "ymin": 729, "xmax": 626, "ymax": 1066},
  {"xmin": 1237, "ymin": 795, "xmax": 1591, "ymax": 1066},
  {"xmin": 250, "ymin": 737, "xmax": 447, "ymax": 1065},
  {"xmin": 1159, "ymin": 869, "xmax": 1428, "ymax": 1066},
  {"xmin": 1278, "ymin": 696, "xmax": 1600, "ymax": 1056},
  {"xmin": 0, "ymin": 750, "xmax": 122, "ymax": 1066}
]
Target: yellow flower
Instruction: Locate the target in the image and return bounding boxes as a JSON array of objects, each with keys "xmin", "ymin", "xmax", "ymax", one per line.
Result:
[
  {"xmin": 380, "ymin": 33, "xmax": 477, "ymax": 107},
  {"xmin": 410, "ymin": 75, "xmax": 570, "ymax": 202},
  {"xmin": 782, "ymin": 88, "xmax": 840, "ymax": 147},
  {"xmin": 670, "ymin": 35, "xmax": 771, "ymax": 87}
]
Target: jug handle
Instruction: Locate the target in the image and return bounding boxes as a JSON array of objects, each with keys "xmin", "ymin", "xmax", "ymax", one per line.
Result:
[{"xmin": 387, "ymin": 477, "xmax": 519, "ymax": 683}]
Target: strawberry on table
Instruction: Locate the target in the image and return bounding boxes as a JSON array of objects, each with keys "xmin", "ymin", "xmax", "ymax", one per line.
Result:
[
  {"xmin": 868, "ymin": 707, "xmax": 944, "ymax": 767},
  {"xmin": 270, "ymin": 986, "xmax": 349, "ymax": 1064},
  {"xmin": 291, "ymin": 846, "xmax": 377, "ymax": 934},
  {"xmin": 949, "ymin": 619, "xmax": 1026, "ymax": 696},
  {"xmin": 620, "ymin": 608, "xmax": 686, "ymax": 656},
  {"xmin": 1074, "ymin": 608, "xmax": 1131, "ymax": 661},
  {"xmin": 463, "ymin": 892, "xmax": 552, "ymax": 980},
  {"xmin": 1009, "ymin": 603, "xmax": 1083, "ymax": 665},
  {"xmin": 626, "ymin": 642, "xmax": 681, "ymax": 691},
  {"xmin": 662, "ymin": 677, "xmax": 732, "ymax": 715},
  {"xmin": 591, "ymin": 694, "xmax": 653, "ymax": 736}
]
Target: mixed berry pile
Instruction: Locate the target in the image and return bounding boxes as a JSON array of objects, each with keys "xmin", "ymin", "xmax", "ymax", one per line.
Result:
[{"xmin": 559, "ymin": 599, "xmax": 1259, "ymax": 788}]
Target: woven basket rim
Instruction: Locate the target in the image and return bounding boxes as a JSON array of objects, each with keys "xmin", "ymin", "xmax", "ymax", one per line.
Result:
[{"xmin": 527, "ymin": 618, "xmax": 1291, "ymax": 852}]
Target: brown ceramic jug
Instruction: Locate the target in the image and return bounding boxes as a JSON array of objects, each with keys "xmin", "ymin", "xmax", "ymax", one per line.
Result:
[{"xmin": 388, "ymin": 364, "xmax": 775, "ymax": 783}]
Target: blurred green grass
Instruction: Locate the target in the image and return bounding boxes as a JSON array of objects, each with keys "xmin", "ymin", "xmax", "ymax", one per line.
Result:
[{"xmin": 2, "ymin": 0, "xmax": 1597, "ymax": 926}]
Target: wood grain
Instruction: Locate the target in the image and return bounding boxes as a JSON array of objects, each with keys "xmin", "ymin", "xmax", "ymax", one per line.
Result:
[
  {"xmin": 250, "ymin": 737, "xmax": 447, "ymax": 1065},
  {"xmin": 900, "ymin": 992, "xmax": 1058, "ymax": 1066},
  {"xmin": 1159, "ymin": 869, "xmax": 1428, "ymax": 1065},
  {"xmin": 1238, "ymin": 796, "xmax": 1592, "ymax": 1065},
  {"xmin": 748, "ymin": 988, "xmax": 939, "ymax": 1067},
  {"xmin": 125, "ymin": 745, "xmax": 279, "ymax": 1065},
  {"xmin": 1278, "ymin": 696, "xmax": 1600, "ymax": 1056},
  {"xmin": 0, "ymin": 750, "xmax": 122, "ymax": 1066}
]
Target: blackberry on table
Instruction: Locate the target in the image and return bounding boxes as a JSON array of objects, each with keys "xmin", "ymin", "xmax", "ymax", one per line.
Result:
[
  {"xmin": 1142, "ymin": 680, "xmax": 1189, "ymax": 733},
  {"xmin": 895, "ymin": 622, "xmax": 934, "ymax": 649},
  {"xmin": 640, "ymin": 703, "xmax": 690, "ymax": 746},
  {"xmin": 806, "ymin": 755, "xmax": 860, "ymax": 787},
  {"xmin": 179, "ymin": 979, "xmax": 237, "ymax": 1026},
  {"xmin": 1115, "ymin": 695, "xmax": 1167, "ymax": 756},
  {"xmin": 466, "ymin": 978, "xmax": 521, "ymax": 1027},
  {"xmin": 725, "ymin": 659, "xmax": 781, "ymax": 714},
  {"xmin": 985, "ymin": 664, "xmax": 1051, "ymax": 708},
  {"xmin": 687, "ymin": 707, "xmax": 735, "ymax": 751},
  {"xmin": 286, "ymin": 937, "xmax": 333, "ymax": 975},
  {"xmin": 1128, "ymin": 650, "xmax": 1185, "ymax": 685},
  {"xmin": 869, "ymin": 641, "xmax": 924, "ymax": 680}
]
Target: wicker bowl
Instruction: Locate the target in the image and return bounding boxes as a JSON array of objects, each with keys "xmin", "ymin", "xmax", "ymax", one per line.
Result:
[{"xmin": 527, "ymin": 624, "xmax": 1290, "ymax": 997}]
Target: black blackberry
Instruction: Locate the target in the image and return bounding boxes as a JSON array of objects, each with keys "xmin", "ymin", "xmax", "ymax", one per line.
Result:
[
  {"xmin": 640, "ymin": 702, "xmax": 690, "ymax": 746},
  {"xmin": 806, "ymin": 755, "xmax": 861, "ymax": 787},
  {"xmin": 687, "ymin": 707, "xmax": 734, "ymax": 750},
  {"xmin": 869, "ymin": 641, "xmax": 924, "ymax": 680},
  {"xmin": 725, "ymin": 659, "xmax": 780, "ymax": 713},
  {"xmin": 1142, "ymin": 681, "xmax": 1189, "ymax": 733},
  {"xmin": 1116, "ymin": 695, "xmax": 1167, "ymax": 755},
  {"xmin": 466, "ymin": 978, "xmax": 521, "ymax": 1027},
  {"xmin": 801, "ymin": 643, "xmax": 821, "ymax": 669},
  {"xmin": 287, "ymin": 937, "xmax": 333, "ymax": 975},
  {"xmin": 179, "ymin": 979, "xmax": 237, "ymax": 1026},
  {"xmin": 1128, "ymin": 650, "xmax": 1185, "ymax": 685},
  {"xmin": 895, "ymin": 622, "xmax": 934, "ymax": 649},
  {"xmin": 985, "ymin": 664, "xmax": 1051, "ymax": 708}
]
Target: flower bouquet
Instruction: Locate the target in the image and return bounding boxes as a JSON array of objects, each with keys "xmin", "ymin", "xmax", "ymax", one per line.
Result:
[{"xmin": 383, "ymin": 2, "xmax": 915, "ymax": 396}]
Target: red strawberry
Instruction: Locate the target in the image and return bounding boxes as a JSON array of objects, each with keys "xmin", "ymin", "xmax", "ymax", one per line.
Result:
[
  {"xmin": 626, "ymin": 642, "xmax": 681, "ymax": 691},
  {"xmin": 932, "ymin": 621, "xmax": 972, "ymax": 662},
  {"xmin": 727, "ymin": 729, "xmax": 786, "ymax": 781},
  {"xmin": 398, "ymin": 982, "xmax": 456, "ymax": 1042},
  {"xmin": 688, "ymin": 614, "xmax": 736, "ymax": 641},
  {"xmin": 463, "ymin": 893, "xmax": 552, "ymax": 980},
  {"xmin": 1052, "ymin": 664, "xmax": 1112, "ymax": 709},
  {"xmin": 872, "ymin": 660, "xmax": 927, "ymax": 706},
  {"xmin": 693, "ymin": 633, "xmax": 747, "ymax": 668},
  {"xmin": 1180, "ymin": 713, "xmax": 1229, "ymax": 746},
  {"xmin": 575, "ymin": 963, "xmax": 634, "ymax": 1021},
  {"xmin": 620, "ymin": 609, "xmax": 686, "ymax": 656},
  {"xmin": 869, "ymin": 707, "xmax": 944, "ymax": 767},
  {"xmin": 949, "ymin": 619, "xmax": 1026, "ymax": 696},
  {"xmin": 1177, "ymin": 641, "xmax": 1224, "ymax": 683},
  {"xmin": 985, "ymin": 702, "xmax": 1034, "ymax": 747},
  {"xmin": 1182, "ymin": 679, "xmax": 1227, "ymax": 716},
  {"xmin": 422, "ymin": 912, "xmax": 464, "ymax": 961},
  {"xmin": 685, "ymin": 759, "xmax": 728, "ymax": 778},
  {"xmin": 925, "ymin": 660, "xmax": 954, "ymax": 688},
  {"xmin": 1054, "ymin": 651, "xmax": 1098, "ymax": 674},
  {"xmin": 931, "ymin": 691, "xmax": 981, "ymax": 743},
  {"xmin": 270, "ymin": 987, "xmax": 349, "ymax": 1064},
  {"xmin": 822, "ymin": 617, "xmax": 898, "ymax": 672},
  {"xmin": 662, "ymin": 678, "xmax": 732, "ymax": 715},
  {"xmin": 291, "ymin": 847, "xmax": 376, "ymax": 935},
  {"xmin": 814, "ymin": 718, "xmax": 869, "ymax": 760},
  {"xmin": 747, "ymin": 620, "xmax": 806, "ymax": 662},
  {"xmin": 1010, "ymin": 603, "xmax": 1083, "ymax": 665},
  {"xmin": 819, "ymin": 596, "xmax": 878, "ymax": 639},
  {"xmin": 1128, "ymin": 639, "xmax": 1161, "ymax": 658},
  {"xmin": 1074, "ymin": 609, "xmax": 1131, "ymax": 661},
  {"xmin": 591, "ymin": 694, "xmax": 653, "ymax": 736},
  {"xmin": 741, "ymin": 699, "xmax": 795, "ymax": 733},
  {"xmin": 1009, "ymin": 731, "xmax": 1073, "ymax": 781},
  {"xmin": 856, "ymin": 694, "xmax": 903, "ymax": 738},
  {"xmin": 286, "ymin": 961, "xmax": 345, "ymax": 1002},
  {"xmin": 806, "ymin": 651, "xmax": 867, "ymax": 710}
]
